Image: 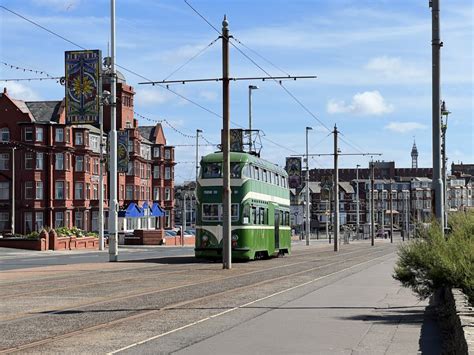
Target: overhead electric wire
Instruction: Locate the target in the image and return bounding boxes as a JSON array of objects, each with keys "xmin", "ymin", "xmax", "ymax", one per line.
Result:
[
  {"xmin": 0, "ymin": 77, "xmax": 61, "ymax": 82},
  {"xmin": 0, "ymin": 61, "xmax": 58, "ymax": 79},
  {"xmin": 162, "ymin": 37, "xmax": 220, "ymax": 81}
]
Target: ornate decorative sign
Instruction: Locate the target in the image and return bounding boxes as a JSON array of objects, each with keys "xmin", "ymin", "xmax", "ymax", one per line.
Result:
[
  {"xmin": 286, "ymin": 157, "xmax": 302, "ymax": 189},
  {"xmin": 65, "ymin": 50, "xmax": 101, "ymax": 124},
  {"xmin": 117, "ymin": 130, "xmax": 129, "ymax": 173}
]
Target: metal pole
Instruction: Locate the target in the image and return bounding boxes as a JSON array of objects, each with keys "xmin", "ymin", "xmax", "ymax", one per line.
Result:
[
  {"xmin": 326, "ymin": 195, "xmax": 329, "ymax": 240},
  {"xmin": 404, "ymin": 192, "xmax": 408, "ymax": 241},
  {"xmin": 99, "ymin": 97, "xmax": 104, "ymax": 250},
  {"xmin": 11, "ymin": 147, "xmax": 15, "ymax": 234},
  {"xmin": 305, "ymin": 126, "xmax": 312, "ymax": 246},
  {"xmin": 390, "ymin": 181, "xmax": 393, "ymax": 243},
  {"xmin": 381, "ymin": 183, "xmax": 385, "ymax": 235},
  {"xmin": 195, "ymin": 129, "xmax": 201, "ymax": 183},
  {"xmin": 108, "ymin": 0, "xmax": 118, "ymax": 261},
  {"xmin": 248, "ymin": 85, "xmax": 258, "ymax": 152},
  {"xmin": 370, "ymin": 161, "xmax": 375, "ymax": 246},
  {"xmin": 328, "ymin": 189, "xmax": 331, "ymax": 244},
  {"xmin": 333, "ymin": 125, "xmax": 339, "ymax": 251},
  {"xmin": 183, "ymin": 193, "xmax": 187, "ymax": 233},
  {"xmin": 431, "ymin": 0, "xmax": 444, "ymax": 234},
  {"xmin": 222, "ymin": 16, "xmax": 231, "ymax": 269},
  {"xmin": 356, "ymin": 164, "xmax": 359, "ymax": 239}
]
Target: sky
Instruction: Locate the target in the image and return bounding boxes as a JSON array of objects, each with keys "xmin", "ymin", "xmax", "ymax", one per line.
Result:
[{"xmin": 0, "ymin": 0, "xmax": 472, "ymax": 183}]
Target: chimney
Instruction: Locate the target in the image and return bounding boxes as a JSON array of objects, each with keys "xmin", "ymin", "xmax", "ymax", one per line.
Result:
[
  {"xmin": 133, "ymin": 118, "xmax": 138, "ymax": 128},
  {"xmin": 3, "ymin": 87, "xmax": 7, "ymax": 94}
]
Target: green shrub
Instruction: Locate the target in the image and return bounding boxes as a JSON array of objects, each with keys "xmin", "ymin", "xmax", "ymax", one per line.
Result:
[
  {"xmin": 26, "ymin": 231, "xmax": 40, "ymax": 239},
  {"xmin": 393, "ymin": 211, "xmax": 474, "ymax": 304}
]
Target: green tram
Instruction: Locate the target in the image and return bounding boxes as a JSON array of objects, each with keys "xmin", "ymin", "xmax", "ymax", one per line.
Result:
[{"xmin": 195, "ymin": 151, "xmax": 291, "ymax": 260}]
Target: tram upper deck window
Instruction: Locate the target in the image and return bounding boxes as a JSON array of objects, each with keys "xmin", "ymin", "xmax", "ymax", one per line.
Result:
[
  {"xmin": 202, "ymin": 163, "xmax": 222, "ymax": 178},
  {"xmin": 230, "ymin": 163, "xmax": 241, "ymax": 178}
]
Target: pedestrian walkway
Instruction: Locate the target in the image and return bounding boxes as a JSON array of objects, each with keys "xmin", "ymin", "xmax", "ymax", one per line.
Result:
[{"xmin": 176, "ymin": 254, "xmax": 441, "ymax": 355}]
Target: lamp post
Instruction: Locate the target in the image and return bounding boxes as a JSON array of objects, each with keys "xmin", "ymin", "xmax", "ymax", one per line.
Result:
[
  {"xmin": 11, "ymin": 147, "xmax": 15, "ymax": 235},
  {"xmin": 356, "ymin": 164, "xmax": 360, "ymax": 239},
  {"xmin": 305, "ymin": 126, "xmax": 312, "ymax": 246},
  {"xmin": 441, "ymin": 101, "xmax": 450, "ymax": 229},
  {"xmin": 195, "ymin": 129, "xmax": 202, "ymax": 183},
  {"xmin": 248, "ymin": 85, "xmax": 259, "ymax": 152}
]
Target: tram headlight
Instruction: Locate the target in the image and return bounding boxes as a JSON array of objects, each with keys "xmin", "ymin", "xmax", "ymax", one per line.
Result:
[{"xmin": 231, "ymin": 234, "xmax": 238, "ymax": 248}]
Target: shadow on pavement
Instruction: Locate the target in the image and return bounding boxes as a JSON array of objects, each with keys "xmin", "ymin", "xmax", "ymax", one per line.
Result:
[{"xmin": 119, "ymin": 256, "xmax": 205, "ymax": 264}]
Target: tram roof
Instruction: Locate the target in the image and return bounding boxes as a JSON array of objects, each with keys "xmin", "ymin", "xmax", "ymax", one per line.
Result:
[{"xmin": 202, "ymin": 152, "xmax": 287, "ymax": 176}]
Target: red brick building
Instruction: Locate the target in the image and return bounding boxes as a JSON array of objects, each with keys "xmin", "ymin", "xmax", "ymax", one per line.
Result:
[{"xmin": 0, "ymin": 73, "xmax": 175, "ymax": 235}]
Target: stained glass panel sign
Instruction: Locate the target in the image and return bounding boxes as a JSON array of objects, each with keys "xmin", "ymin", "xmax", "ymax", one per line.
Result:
[
  {"xmin": 117, "ymin": 130, "xmax": 129, "ymax": 173},
  {"xmin": 65, "ymin": 50, "xmax": 101, "ymax": 124},
  {"xmin": 286, "ymin": 157, "xmax": 302, "ymax": 189}
]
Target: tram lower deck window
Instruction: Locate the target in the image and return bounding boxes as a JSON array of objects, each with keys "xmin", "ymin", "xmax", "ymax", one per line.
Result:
[{"xmin": 202, "ymin": 203, "xmax": 239, "ymax": 221}]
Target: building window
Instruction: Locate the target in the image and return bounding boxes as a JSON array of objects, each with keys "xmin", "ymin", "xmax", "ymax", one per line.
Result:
[
  {"xmin": 0, "ymin": 182, "xmax": 9, "ymax": 199},
  {"xmin": 0, "ymin": 153, "xmax": 8, "ymax": 170},
  {"xmin": 127, "ymin": 161, "xmax": 133, "ymax": 175},
  {"xmin": 141, "ymin": 186, "xmax": 145, "ymax": 200},
  {"xmin": 92, "ymin": 158, "xmax": 99, "ymax": 175},
  {"xmin": 165, "ymin": 211, "xmax": 171, "ymax": 228},
  {"xmin": 0, "ymin": 212, "xmax": 9, "ymax": 230},
  {"xmin": 0, "ymin": 128, "xmax": 9, "ymax": 142},
  {"xmin": 55, "ymin": 128, "xmax": 64, "ymax": 143},
  {"xmin": 153, "ymin": 166, "xmax": 160, "ymax": 179},
  {"xmin": 55, "ymin": 211, "xmax": 64, "ymax": 228},
  {"xmin": 35, "ymin": 212, "xmax": 43, "ymax": 231},
  {"xmin": 25, "ymin": 181, "xmax": 34, "ymax": 199},
  {"xmin": 25, "ymin": 152, "xmax": 34, "ymax": 169},
  {"xmin": 36, "ymin": 152, "xmax": 44, "ymax": 170},
  {"xmin": 91, "ymin": 211, "xmax": 99, "ymax": 231},
  {"xmin": 165, "ymin": 187, "xmax": 171, "ymax": 201},
  {"xmin": 35, "ymin": 181, "xmax": 43, "ymax": 200},
  {"xmin": 165, "ymin": 167, "xmax": 171, "ymax": 180},
  {"xmin": 153, "ymin": 187, "xmax": 160, "ymax": 201},
  {"xmin": 36, "ymin": 127, "xmax": 44, "ymax": 141},
  {"xmin": 90, "ymin": 135, "xmax": 99, "ymax": 153},
  {"xmin": 126, "ymin": 185, "xmax": 133, "ymax": 200},
  {"xmin": 93, "ymin": 184, "xmax": 98, "ymax": 200},
  {"xmin": 75, "ymin": 156, "xmax": 84, "ymax": 172},
  {"xmin": 153, "ymin": 147, "xmax": 160, "ymax": 158},
  {"xmin": 75, "ymin": 211, "xmax": 83, "ymax": 229},
  {"xmin": 165, "ymin": 149, "xmax": 171, "ymax": 159},
  {"xmin": 55, "ymin": 181, "xmax": 65, "ymax": 200},
  {"xmin": 127, "ymin": 140, "xmax": 134, "ymax": 153},
  {"xmin": 75, "ymin": 182, "xmax": 84, "ymax": 200},
  {"xmin": 25, "ymin": 127, "xmax": 34, "ymax": 141},
  {"xmin": 75, "ymin": 132, "xmax": 83, "ymax": 145},
  {"xmin": 55, "ymin": 153, "xmax": 64, "ymax": 170},
  {"xmin": 24, "ymin": 212, "xmax": 33, "ymax": 234}
]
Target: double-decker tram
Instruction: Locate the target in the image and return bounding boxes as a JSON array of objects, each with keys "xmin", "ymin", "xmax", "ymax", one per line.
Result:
[{"xmin": 195, "ymin": 151, "xmax": 291, "ymax": 260}]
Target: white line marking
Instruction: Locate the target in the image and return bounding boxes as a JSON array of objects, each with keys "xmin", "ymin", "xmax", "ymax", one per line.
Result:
[{"xmin": 109, "ymin": 252, "xmax": 392, "ymax": 354}]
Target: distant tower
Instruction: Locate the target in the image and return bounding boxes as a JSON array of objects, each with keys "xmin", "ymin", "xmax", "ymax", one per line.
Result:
[{"xmin": 411, "ymin": 139, "xmax": 418, "ymax": 169}]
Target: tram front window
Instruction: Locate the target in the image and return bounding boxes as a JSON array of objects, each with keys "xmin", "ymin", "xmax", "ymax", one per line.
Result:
[{"xmin": 201, "ymin": 163, "xmax": 241, "ymax": 178}]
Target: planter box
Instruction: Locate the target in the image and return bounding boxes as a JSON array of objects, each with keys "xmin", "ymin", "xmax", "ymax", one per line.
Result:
[
  {"xmin": 133, "ymin": 229, "xmax": 165, "ymax": 245},
  {"xmin": 0, "ymin": 238, "xmax": 48, "ymax": 251},
  {"xmin": 51, "ymin": 235, "xmax": 99, "ymax": 250}
]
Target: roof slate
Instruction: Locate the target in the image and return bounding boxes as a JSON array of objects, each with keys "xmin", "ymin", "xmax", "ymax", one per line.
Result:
[{"xmin": 25, "ymin": 101, "xmax": 62, "ymax": 122}]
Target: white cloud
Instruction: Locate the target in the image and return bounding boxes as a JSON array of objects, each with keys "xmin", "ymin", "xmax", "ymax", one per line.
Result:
[
  {"xmin": 327, "ymin": 90, "xmax": 394, "ymax": 116},
  {"xmin": 365, "ymin": 56, "xmax": 426, "ymax": 80},
  {"xmin": 385, "ymin": 122, "xmax": 427, "ymax": 133},
  {"xmin": 4, "ymin": 82, "xmax": 41, "ymax": 101},
  {"xmin": 134, "ymin": 88, "xmax": 173, "ymax": 107},
  {"xmin": 199, "ymin": 90, "xmax": 218, "ymax": 102}
]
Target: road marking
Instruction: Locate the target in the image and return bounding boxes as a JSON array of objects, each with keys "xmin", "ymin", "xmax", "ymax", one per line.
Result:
[{"xmin": 109, "ymin": 252, "xmax": 393, "ymax": 354}]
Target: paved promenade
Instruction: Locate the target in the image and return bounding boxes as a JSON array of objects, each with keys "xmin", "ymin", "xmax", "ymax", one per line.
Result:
[{"xmin": 129, "ymin": 250, "xmax": 441, "ymax": 354}]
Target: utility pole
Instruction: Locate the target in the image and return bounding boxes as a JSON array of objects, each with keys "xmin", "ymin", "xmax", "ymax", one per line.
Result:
[
  {"xmin": 381, "ymin": 182, "xmax": 385, "ymax": 235},
  {"xmin": 430, "ymin": 0, "xmax": 444, "ymax": 234},
  {"xmin": 305, "ymin": 126, "xmax": 312, "ymax": 246},
  {"xmin": 248, "ymin": 85, "xmax": 258, "ymax": 152},
  {"xmin": 222, "ymin": 16, "xmax": 231, "ymax": 269},
  {"xmin": 195, "ymin": 129, "xmax": 202, "ymax": 183},
  {"xmin": 11, "ymin": 147, "xmax": 15, "ymax": 234},
  {"xmin": 99, "ymin": 93, "xmax": 105, "ymax": 251},
  {"xmin": 108, "ymin": 0, "xmax": 118, "ymax": 262},
  {"xmin": 370, "ymin": 161, "xmax": 375, "ymax": 246},
  {"xmin": 356, "ymin": 164, "xmax": 360, "ymax": 239},
  {"xmin": 389, "ymin": 181, "xmax": 393, "ymax": 243},
  {"xmin": 333, "ymin": 125, "xmax": 339, "ymax": 252},
  {"xmin": 183, "ymin": 192, "xmax": 187, "ymax": 235}
]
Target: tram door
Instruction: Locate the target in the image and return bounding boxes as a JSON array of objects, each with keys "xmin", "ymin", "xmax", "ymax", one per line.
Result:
[{"xmin": 274, "ymin": 209, "xmax": 280, "ymax": 249}]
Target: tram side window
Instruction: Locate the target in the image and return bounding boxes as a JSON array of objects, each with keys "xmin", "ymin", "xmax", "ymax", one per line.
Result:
[
  {"xmin": 254, "ymin": 166, "xmax": 260, "ymax": 181},
  {"xmin": 259, "ymin": 208, "xmax": 265, "ymax": 224},
  {"xmin": 275, "ymin": 174, "xmax": 280, "ymax": 186},
  {"xmin": 243, "ymin": 205, "xmax": 250, "ymax": 224},
  {"xmin": 230, "ymin": 163, "xmax": 241, "ymax": 178},
  {"xmin": 202, "ymin": 163, "xmax": 222, "ymax": 178},
  {"xmin": 202, "ymin": 204, "xmax": 220, "ymax": 221},
  {"xmin": 251, "ymin": 206, "xmax": 257, "ymax": 224},
  {"xmin": 231, "ymin": 203, "xmax": 239, "ymax": 221},
  {"xmin": 242, "ymin": 164, "xmax": 250, "ymax": 178}
]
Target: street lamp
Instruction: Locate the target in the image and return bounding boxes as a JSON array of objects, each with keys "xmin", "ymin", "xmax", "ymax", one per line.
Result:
[
  {"xmin": 305, "ymin": 126, "xmax": 312, "ymax": 246},
  {"xmin": 196, "ymin": 129, "xmax": 202, "ymax": 183},
  {"xmin": 356, "ymin": 164, "xmax": 360, "ymax": 239},
  {"xmin": 248, "ymin": 85, "xmax": 259, "ymax": 152},
  {"xmin": 441, "ymin": 100, "xmax": 450, "ymax": 229}
]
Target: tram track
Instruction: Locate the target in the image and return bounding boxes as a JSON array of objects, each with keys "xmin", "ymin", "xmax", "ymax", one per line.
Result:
[
  {"xmin": 0, "ymin": 245, "xmax": 378, "ymax": 322},
  {"xmin": 0, "ymin": 245, "xmax": 394, "ymax": 353}
]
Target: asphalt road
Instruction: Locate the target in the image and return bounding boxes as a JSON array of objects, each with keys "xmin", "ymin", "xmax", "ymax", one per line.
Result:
[
  {"xmin": 0, "ymin": 246, "xmax": 194, "ymax": 271},
  {"xmin": 0, "ymin": 238, "xmax": 439, "ymax": 354}
]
